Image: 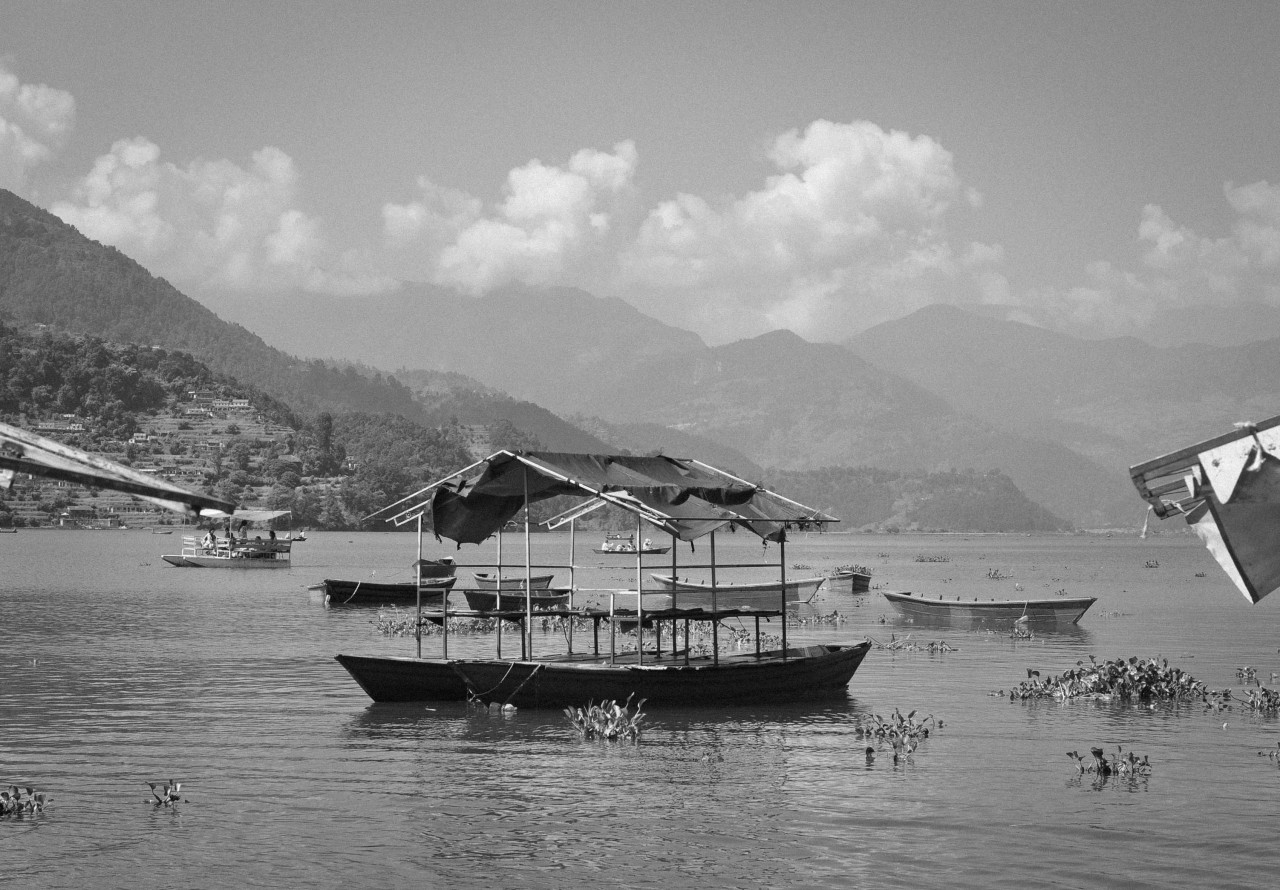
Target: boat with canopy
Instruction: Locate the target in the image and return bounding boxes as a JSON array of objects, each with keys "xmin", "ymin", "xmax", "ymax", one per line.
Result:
[
  {"xmin": 335, "ymin": 450, "xmax": 871, "ymax": 708},
  {"xmin": 161, "ymin": 509, "xmax": 297, "ymax": 568},
  {"xmin": 1132, "ymin": 413, "xmax": 1280, "ymax": 604}
]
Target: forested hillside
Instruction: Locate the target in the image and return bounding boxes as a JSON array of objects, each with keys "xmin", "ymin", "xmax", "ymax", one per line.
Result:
[
  {"xmin": 0, "ymin": 322, "xmax": 472, "ymax": 529},
  {"xmin": 0, "ymin": 189, "xmax": 426, "ymax": 421}
]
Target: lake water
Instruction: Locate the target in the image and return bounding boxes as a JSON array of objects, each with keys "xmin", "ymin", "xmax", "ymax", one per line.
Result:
[{"xmin": 2, "ymin": 528, "xmax": 1279, "ymax": 889}]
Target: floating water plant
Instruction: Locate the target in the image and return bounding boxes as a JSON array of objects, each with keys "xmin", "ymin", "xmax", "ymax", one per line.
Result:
[
  {"xmin": 868, "ymin": 634, "xmax": 955, "ymax": 653},
  {"xmin": 564, "ymin": 695, "xmax": 645, "ymax": 741},
  {"xmin": 986, "ymin": 568, "xmax": 1011, "ymax": 580},
  {"xmin": 914, "ymin": 554, "xmax": 951, "ymax": 563},
  {"xmin": 1, "ymin": 785, "xmax": 48, "ymax": 817},
  {"xmin": 1066, "ymin": 746, "xmax": 1151, "ymax": 777},
  {"xmin": 145, "ymin": 780, "xmax": 184, "ymax": 808},
  {"xmin": 854, "ymin": 709, "xmax": 940, "ymax": 763},
  {"xmin": 1004, "ymin": 656, "xmax": 1209, "ymax": 702}
]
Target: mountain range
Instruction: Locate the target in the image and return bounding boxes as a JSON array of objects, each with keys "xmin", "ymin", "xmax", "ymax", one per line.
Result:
[{"xmin": 8, "ymin": 186, "xmax": 1278, "ymax": 529}]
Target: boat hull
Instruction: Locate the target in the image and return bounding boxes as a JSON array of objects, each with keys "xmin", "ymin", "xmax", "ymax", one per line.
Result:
[
  {"xmin": 335, "ymin": 641, "xmax": 871, "ymax": 707},
  {"xmin": 162, "ymin": 553, "xmax": 292, "ymax": 568},
  {"xmin": 881, "ymin": 591, "xmax": 1096, "ymax": 627},
  {"xmin": 320, "ymin": 577, "xmax": 457, "ymax": 606},
  {"xmin": 462, "ymin": 589, "xmax": 571, "ymax": 612},
  {"xmin": 472, "ymin": 572, "xmax": 554, "ymax": 591},
  {"xmin": 647, "ymin": 574, "xmax": 825, "ymax": 610},
  {"xmin": 827, "ymin": 571, "xmax": 872, "ymax": 594}
]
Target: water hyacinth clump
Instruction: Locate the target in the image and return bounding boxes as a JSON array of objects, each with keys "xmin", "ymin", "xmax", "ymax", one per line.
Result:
[
  {"xmin": 914, "ymin": 554, "xmax": 951, "ymax": 563},
  {"xmin": 868, "ymin": 634, "xmax": 956, "ymax": 653},
  {"xmin": 1004, "ymin": 656, "xmax": 1210, "ymax": 702},
  {"xmin": 854, "ymin": 708, "xmax": 941, "ymax": 763},
  {"xmin": 145, "ymin": 780, "xmax": 184, "ymax": 808},
  {"xmin": 564, "ymin": 696, "xmax": 646, "ymax": 741},
  {"xmin": 1067, "ymin": 746, "xmax": 1152, "ymax": 777},
  {"xmin": 1, "ymin": 785, "xmax": 49, "ymax": 818}
]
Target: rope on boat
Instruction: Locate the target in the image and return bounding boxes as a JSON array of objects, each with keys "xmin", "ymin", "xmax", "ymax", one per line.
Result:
[
  {"xmin": 340, "ymin": 581, "xmax": 363, "ymax": 605},
  {"xmin": 449, "ymin": 661, "xmax": 544, "ymax": 706}
]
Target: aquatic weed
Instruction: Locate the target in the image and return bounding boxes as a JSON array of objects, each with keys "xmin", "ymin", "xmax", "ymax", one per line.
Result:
[
  {"xmin": 0, "ymin": 785, "xmax": 49, "ymax": 818},
  {"xmin": 564, "ymin": 695, "xmax": 645, "ymax": 741}
]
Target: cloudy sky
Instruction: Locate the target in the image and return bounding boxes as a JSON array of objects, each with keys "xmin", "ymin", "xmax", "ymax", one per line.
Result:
[{"xmin": 3, "ymin": 1, "xmax": 1279, "ymax": 344}]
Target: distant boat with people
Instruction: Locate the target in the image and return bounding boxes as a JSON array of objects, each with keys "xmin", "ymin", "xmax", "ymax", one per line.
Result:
[{"xmin": 593, "ymin": 532, "xmax": 670, "ymax": 555}]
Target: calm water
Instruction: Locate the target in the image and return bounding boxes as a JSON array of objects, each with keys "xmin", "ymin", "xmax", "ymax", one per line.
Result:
[{"xmin": 3, "ymin": 529, "xmax": 1279, "ymax": 889}]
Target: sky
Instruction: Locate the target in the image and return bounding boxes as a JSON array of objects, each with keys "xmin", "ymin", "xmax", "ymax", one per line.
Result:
[{"xmin": 3, "ymin": 1, "xmax": 1280, "ymax": 345}]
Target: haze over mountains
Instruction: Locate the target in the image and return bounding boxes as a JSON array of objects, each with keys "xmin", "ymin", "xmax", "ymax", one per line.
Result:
[{"xmin": 7, "ymin": 185, "xmax": 1279, "ymax": 529}]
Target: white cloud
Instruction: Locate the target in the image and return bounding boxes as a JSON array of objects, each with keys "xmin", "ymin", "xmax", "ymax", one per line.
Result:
[
  {"xmin": 381, "ymin": 141, "xmax": 638, "ymax": 291},
  {"xmin": 51, "ymin": 138, "xmax": 396, "ymax": 296},
  {"xmin": 0, "ymin": 63, "xmax": 75, "ymax": 192},
  {"xmin": 615, "ymin": 119, "xmax": 996, "ymax": 342},
  {"xmin": 1026, "ymin": 181, "xmax": 1280, "ymax": 338}
]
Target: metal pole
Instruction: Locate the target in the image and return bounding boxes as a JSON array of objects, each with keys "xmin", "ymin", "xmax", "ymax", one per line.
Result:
[
  {"xmin": 568, "ymin": 518, "xmax": 576, "ymax": 654},
  {"xmin": 524, "ymin": 465, "xmax": 533, "ymax": 659},
  {"xmin": 635, "ymin": 513, "xmax": 643, "ymax": 666},
  {"xmin": 416, "ymin": 514, "xmax": 423, "ymax": 659},
  {"xmin": 780, "ymin": 532, "xmax": 787, "ymax": 657},
  {"xmin": 496, "ymin": 529, "xmax": 503, "ymax": 659},
  {"xmin": 710, "ymin": 530, "xmax": 718, "ymax": 666}
]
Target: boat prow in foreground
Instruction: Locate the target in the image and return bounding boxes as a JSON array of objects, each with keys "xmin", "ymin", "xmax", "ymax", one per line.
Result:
[
  {"xmin": 336, "ymin": 641, "xmax": 870, "ymax": 708},
  {"xmin": 881, "ymin": 590, "xmax": 1096, "ymax": 628}
]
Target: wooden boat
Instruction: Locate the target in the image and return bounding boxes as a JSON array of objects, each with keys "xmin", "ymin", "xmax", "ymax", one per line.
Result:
[
  {"xmin": 593, "ymin": 533, "xmax": 671, "ymax": 555},
  {"xmin": 337, "ymin": 639, "xmax": 870, "ymax": 707},
  {"xmin": 0, "ymin": 527, "xmax": 16, "ymax": 534},
  {"xmin": 826, "ymin": 566, "xmax": 872, "ymax": 594},
  {"xmin": 162, "ymin": 509, "xmax": 295, "ymax": 568},
  {"xmin": 318, "ymin": 576, "xmax": 457, "ymax": 606},
  {"xmin": 647, "ymin": 573, "xmax": 825, "ymax": 609},
  {"xmin": 462, "ymin": 586, "xmax": 572, "ymax": 612},
  {"xmin": 162, "ymin": 534, "xmax": 292, "ymax": 569},
  {"xmin": 881, "ymin": 590, "xmax": 1096, "ymax": 627},
  {"xmin": 472, "ymin": 571, "xmax": 554, "ymax": 590},
  {"xmin": 339, "ymin": 450, "xmax": 869, "ymax": 709}
]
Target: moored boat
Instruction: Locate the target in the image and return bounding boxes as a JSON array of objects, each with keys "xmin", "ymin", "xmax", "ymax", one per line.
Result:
[
  {"xmin": 317, "ymin": 576, "xmax": 458, "ymax": 606},
  {"xmin": 594, "ymin": 532, "xmax": 671, "ymax": 555},
  {"xmin": 337, "ymin": 449, "xmax": 870, "ymax": 708},
  {"xmin": 826, "ymin": 565, "xmax": 872, "ymax": 594},
  {"xmin": 881, "ymin": 590, "xmax": 1096, "ymax": 628},
  {"xmin": 472, "ymin": 571, "xmax": 555, "ymax": 590},
  {"xmin": 461, "ymin": 586, "xmax": 572, "ymax": 612},
  {"xmin": 336, "ymin": 640, "xmax": 871, "ymax": 707},
  {"xmin": 647, "ymin": 573, "xmax": 825, "ymax": 609}
]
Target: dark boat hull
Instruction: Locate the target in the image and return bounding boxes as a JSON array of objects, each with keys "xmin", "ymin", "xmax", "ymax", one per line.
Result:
[
  {"xmin": 827, "ymin": 571, "xmax": 872, "ymax": 594},
  {"xmin": 321, "ymin": 577, "xmax": 456, "ymax": 606},
  {"xmin": 335, "ymin": 641, "xmax": 871, "ymax": 708},
  {"xmin": 882, "ymin": 590, "xmax": 1096, "ymax": 627},
  {"xmin": 461, "ymin": 589, "xmax": 571, "ymax": 612}
]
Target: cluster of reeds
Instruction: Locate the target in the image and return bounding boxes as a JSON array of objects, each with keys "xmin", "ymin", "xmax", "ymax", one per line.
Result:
[
  {"xmin": 788, "ymin": 610, "xmax": 849, "ymax": 627},
  {"xmin": 1, "ymin": 785, "xmax": 48, "ymax": 817},
  {"xmin": 1003, "ymin": 656, "xmax": 1209, "ymax": 702},
  {"xmin": 564, "ymin": 696, "xmax": 645, "ymax": 741},
  {"xmin": 855, "ymin": 709, "xmax": 939, "ymax": 763},
  {"xmin": 868, "ymin": 634, "xmax": 956, "ymax": 653},
  {"xmin": 914, "ymin": 554, "xmax": 950, "ymax": 563},
  {"xmin": 373, "ymin": 608, "xmax": 500, "ymax": 636},
  {"xmin": 1228, "ymin": 686, "xmax": 1280, "ymax": 715},
  {"xmin": 145, "ymin": 780, "xmax": 183, "ymax": 808},
  {"xmin": 1067, "ymin": 746, "xmax": 1151, "ymax": 777}
]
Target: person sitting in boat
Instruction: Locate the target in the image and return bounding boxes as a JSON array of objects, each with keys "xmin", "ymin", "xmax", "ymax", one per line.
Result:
[
  {"xmin": 201, "ymin": 530, "xmax": 217, "ymax": 552},
  {"xmin": 643, "ymin": 538, "xmax": 652, "ymax": 550}
]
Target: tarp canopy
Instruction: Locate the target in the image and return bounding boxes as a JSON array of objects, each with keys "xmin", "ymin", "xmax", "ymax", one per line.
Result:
[
  {"xmin": 216, "ymin": 509, "xmax": 291, "ymax": 523},
  {"xmin": 1132, "ymin": 415, "xmax": 1280, "ymax": 603},
  {"xmin": 369, "ymin": 451, "xmax": 837, "ymax": 546},
  {"xmin": 1, "ymin": 420, "xmax": 234, "ymax": 517}
]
